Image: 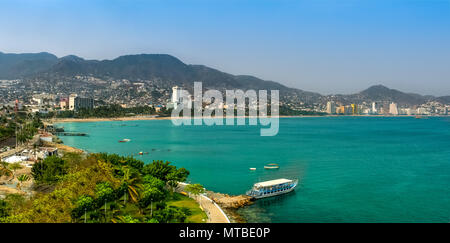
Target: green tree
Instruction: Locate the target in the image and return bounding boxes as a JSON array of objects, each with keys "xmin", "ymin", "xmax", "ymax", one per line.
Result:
[
  {"xmin": 16, "ymin": 174, "xmax": 30, "ymax": 191},
  {"xmin": 0, "ymin": 200, "xmax": 10, "ymax": 218},
  {"xmin": 139, "ymin": 183, "xmax": 166, "ymax": 216},
  {"xmin": 95, "ymin": 182, "xmax": 115, "ymax": 222},
  {"xmin": 31, "ymin": 156, "xmax": 67, "ymax": 184},
  {"xmin": 184, "ymin": 184, "xmax": 205, "ymax": 198},
  {"xmin": 142, "ymin": 160, "xmax": 176, "ymax": 181},
  {"xmin": 166, "ymin": 168, "xmax": 189, "ymax": 192},
  {"xmin": 153, "ymin": 206, "xmax": 187, "ymax": 223},
  {"xmin": 73, "ymin": 195, "xmax": 95, "ymax": 223},
  {"xmin": 143, "ymin": 161, "xmax": 189, "ymax": 189},
  {"xmin": 8, "ymin": 163, "xmax": 22, "ymax": 178}
]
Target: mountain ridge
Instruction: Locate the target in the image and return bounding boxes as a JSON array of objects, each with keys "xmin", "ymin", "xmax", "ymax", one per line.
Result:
[{"xmin": 0, "ymin": 52, "xmax": 448, "ymax": 105}]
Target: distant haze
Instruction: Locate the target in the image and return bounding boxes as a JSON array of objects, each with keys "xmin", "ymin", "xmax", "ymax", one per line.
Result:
[{"xmin": 0, "ymin": 0, "xmax": 449, "ymax": 96}]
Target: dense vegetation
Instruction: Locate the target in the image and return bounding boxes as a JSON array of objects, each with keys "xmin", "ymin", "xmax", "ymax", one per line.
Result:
[
  {"xmin": 279, "ymin": 105, "xmax": 327, "ymax": 116},
  {"xmin": 0, "ymin": 153, "xmax": 202, "ymax": 223},
  {"xmin": 0, "ymin": 109, "xmax": 43, "ymax": 144},
  {"xmin": 37, "ymin": 104, "xmax": 173, "ymax": 119}
]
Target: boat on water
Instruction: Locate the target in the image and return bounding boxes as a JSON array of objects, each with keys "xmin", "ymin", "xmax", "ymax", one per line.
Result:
[
  {"xmin": 249, "ymin": 168, "xmax": 256, "ymax": 171},
  {"xmin": 119, "ymin": 139, "xmax": 131, "ymax": 143},
  {"xmin": 264, "ymin": 163, "xmax": 279, "ymax": 169},
  {"xmin": 246, "ymin": 178, "xmax": 298, "ymax": 199}
]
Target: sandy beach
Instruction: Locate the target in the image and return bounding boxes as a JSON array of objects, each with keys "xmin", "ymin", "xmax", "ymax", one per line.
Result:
[
  {"xmin": 50, "ymin": 116, "xmax": 172, "ymax": 123},
  {"xmin": 49, "ymin": 114, "xmax": 445, "ymax": 124}
]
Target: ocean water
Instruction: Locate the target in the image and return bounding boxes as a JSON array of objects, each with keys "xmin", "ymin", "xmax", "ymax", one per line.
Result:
[{"xmin": 57, "ymin": 117, "xmax": 450, "ymax": 222}]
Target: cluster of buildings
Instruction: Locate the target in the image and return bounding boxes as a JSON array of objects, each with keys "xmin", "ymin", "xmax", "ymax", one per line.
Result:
[
  {"xmin": 25, "ymin": 93, "xmax": 94, "ymax": 114},
  {"xmin": 59, "ymin": 94, "xmax": 94, "ymax": 111},
  {"xmin": 167, "ymin": 86, "xmax": 263, "ymax": 112},
  {"xmin": 325, "ymin": 101, "xmax": 449, "ymax": 116}
]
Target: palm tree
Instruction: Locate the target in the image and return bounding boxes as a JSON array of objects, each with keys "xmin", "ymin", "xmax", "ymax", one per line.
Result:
[
  {"xmin": 120, "ymin": 166, "xmax": 142, "ymax": 204},
  {"xmin": 16, "ymin": 174, "xmax": 30, "ymax": 191},
  {"xmin": 0, "ymin": 162, "xmax": 13, "ymax": 179},
  {"xmin": 8, "ymin": 162, "xmax": 22, "ymax": 179}
]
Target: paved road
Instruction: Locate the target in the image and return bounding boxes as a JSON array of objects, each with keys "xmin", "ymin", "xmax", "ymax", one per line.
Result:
[{"xmin": 177, "ymin": 182, "xmax": 230, "ymax": 223}]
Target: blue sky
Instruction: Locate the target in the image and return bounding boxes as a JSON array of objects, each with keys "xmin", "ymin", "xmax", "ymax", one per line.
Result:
[{"xmin": 0, "ymin": 0, "xmax": 449, "ymax": 96}]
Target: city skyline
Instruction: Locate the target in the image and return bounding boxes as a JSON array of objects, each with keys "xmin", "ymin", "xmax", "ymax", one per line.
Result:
[{"xmin": 1, "ymin": 0, "xmax": 449, "ymax": 96}]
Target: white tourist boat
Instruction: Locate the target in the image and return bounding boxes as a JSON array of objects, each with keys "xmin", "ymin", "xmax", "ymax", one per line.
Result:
[{"xmin": 246, "ymin": 178, "xmax": 298, "ymax": 199}]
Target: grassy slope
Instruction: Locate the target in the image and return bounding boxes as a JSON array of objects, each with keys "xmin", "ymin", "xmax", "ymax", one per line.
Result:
[{"xmin": 167, "ymin": 193, "xmax": 207, "ymax": 223}]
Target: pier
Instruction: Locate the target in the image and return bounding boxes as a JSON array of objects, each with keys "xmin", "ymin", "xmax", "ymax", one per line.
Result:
[{"xmin": 54, "ymin": 132, "xmax": 88, "ymax": 136}]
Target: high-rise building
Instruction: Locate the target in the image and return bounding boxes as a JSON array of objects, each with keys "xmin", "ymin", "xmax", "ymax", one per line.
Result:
[
  {"xmin": 74, "ymin": 97, "xmax": 94, "ymax": 110},
  {"xmin": 351, "ymin": 104, "xmax": 357, "ymax": 115},
  {"xmin": 67, "ymin": 94, "xmax": 93, "ymax": 111},
  {"xmin": 171, "ymin": 86, "xmax": 183, "ymax": 109},
  {"xmin": 172, "ymin": 86, "xmax": 181, "ymax": 104},
  {"xmin": 69, "ymin": 94, "xmax": 77, "ymax": 111},
  {"xmin": 326, "ymin": 101, "xmax": 335, "ymax": 114},
  {"xmin": 389, "ymin": 102, "xmax": 399, "ymax": 115},
  {"xmin": 372, "ymin": 102, "xmax": 377, "ymax": 114},
  {"xmin": 60, "ymin": 98, "xmax": 68, "ymax": 110}
]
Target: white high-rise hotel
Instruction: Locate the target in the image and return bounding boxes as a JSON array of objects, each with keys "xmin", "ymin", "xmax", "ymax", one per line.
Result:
[
  {"xmin": 171, "ymin": 86, "xmax": 184, "ymax": 109},
  {"xmin": 326, "ymin": 101, "xmax": 335, "ymax": 114},
  {"xmin": 389, "ymin": 102, "xmax": 399, "ymax": 115},
  {"xmin": 372, "ymin": 102, "xmax": 377, "ymax": 114}
]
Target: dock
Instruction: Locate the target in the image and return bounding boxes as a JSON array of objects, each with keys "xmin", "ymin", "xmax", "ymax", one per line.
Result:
[{"xmin": 54, "ymin": 132, "xmax": 88, "ymax": 136}]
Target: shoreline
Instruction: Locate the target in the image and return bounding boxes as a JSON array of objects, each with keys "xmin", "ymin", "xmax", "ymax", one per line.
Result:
[
  {"xmin": 49, "ymin": 114, "xmax": 448, "ymax": 124},
  {"xmin": 50, "ymin": 136, "xmax": 240, "ymax": 223}
]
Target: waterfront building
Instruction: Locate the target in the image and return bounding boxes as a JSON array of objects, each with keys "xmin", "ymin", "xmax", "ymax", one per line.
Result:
[
  {"xmin": 60, "ymin": 98, "xmax": 68, "ymax": 110},
  {"xmin": 416, "ymin": 107, "xmax": 429, "ymax": 115},
  {"xmin": 326, "ymin": 101, "xmax": 335, "ymax": 114},
  {"xmin": 74, "ymin": 97, "xmax": 94, "ymax": 110},
  {"xmin": 171, "ymin": 86, "xmax": 182, "ymax": 109},
  {"xmin": 337, "ymin": 105, "xmax": 346, "ymax": 114},
  {"xmin": 69, "ymin": 94, "xmax": 77, "ymax": 110},
  {"xmin": 405, "ymin": 108, "xmax": 413, "ymax": 116},
  {"xmin": 389, "ymin": 102, "xmax": 399, "ymax": 115},
  {"xmin": 172, "ymin": 86, "xmax": 182, "ymax": 103},
  {"xmin": 372, "ymin": 102, "xmax": 378, "ymax": 114},
  {"xmin": 351, "ymin": 104, "xmax": 357, "ymax": 115}
]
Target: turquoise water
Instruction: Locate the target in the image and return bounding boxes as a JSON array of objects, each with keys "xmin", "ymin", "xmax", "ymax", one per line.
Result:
[{"xmin": 57, "ymin": 117, "xmax": 450, "ymax": 222}]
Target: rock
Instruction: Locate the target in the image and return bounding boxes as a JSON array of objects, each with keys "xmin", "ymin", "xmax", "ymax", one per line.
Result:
[{"xmin": 206, "ymin": 191, "xmax": 253, "ymax": 209}]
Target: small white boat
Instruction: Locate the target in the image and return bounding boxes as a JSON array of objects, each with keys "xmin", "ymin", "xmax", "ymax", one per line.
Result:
[
  {"xmin": 249, "ymin": 168, "xmax": 256, "ymax": 171},
  {"xmin": 246, "ymin": 178, "xmax": 298, "ymax": 199},
  {"xmin": 264, "ymin": 163, "xmax": 279, "ymax": 169}
]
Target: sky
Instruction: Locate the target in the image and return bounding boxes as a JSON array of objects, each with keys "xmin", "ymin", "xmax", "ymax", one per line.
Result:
[{"xmin": 0, "ymin": 0, "xmax": 449, "ymax": 96}]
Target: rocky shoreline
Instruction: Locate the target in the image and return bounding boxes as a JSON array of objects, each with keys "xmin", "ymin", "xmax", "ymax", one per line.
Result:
[{"xmin": 206, "ymin": 191, "xmax": 254, "ymax": 223}]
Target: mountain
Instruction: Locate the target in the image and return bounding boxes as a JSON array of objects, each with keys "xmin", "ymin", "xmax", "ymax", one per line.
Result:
[
  {"xmin": 436, "ymin": 96, "xmax": 450, "ymax": 104},
  {"xmin": 46, "ymin": 54, "xmax": 293, "ymax": 91},
  {"xmin": 0, "ymin": 52, "xmax": 58, "ymax": 79},
  {"xmin": 0, "ymin": 51, "xmax": 447, "ymax": 106},
  {"xmin": 358, "ymin": 85, "xmax": 427, "ymax": 105}
]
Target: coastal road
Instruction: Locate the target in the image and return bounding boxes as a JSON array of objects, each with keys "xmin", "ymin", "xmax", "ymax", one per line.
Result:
[{"xmin": 177, "ymin": 182, "xmax": 230, "ymax": 223}]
